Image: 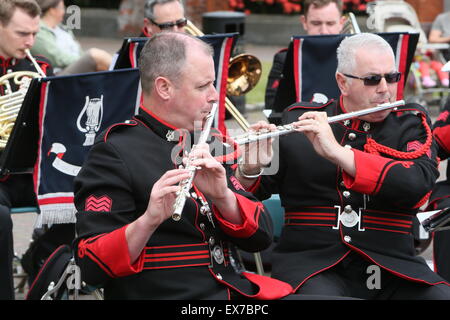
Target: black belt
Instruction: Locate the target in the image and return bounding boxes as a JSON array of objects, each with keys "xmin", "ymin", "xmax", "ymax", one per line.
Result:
[
  {"xmin": 285, "ymin": 206, "xmax": 413, "ymax": 234},
  {"xmin": 143, "ymin": 242, "xmax": 229, "ymax": 270}
]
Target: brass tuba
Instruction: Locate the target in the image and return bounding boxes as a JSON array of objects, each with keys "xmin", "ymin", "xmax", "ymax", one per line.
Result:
[
  {"xmin": 185, "ymin": 20, "xmax": 263, "ymax": 131},
  {"xmin": 0, "ymin": 49, "xmax": 45, "ymax": 149}
]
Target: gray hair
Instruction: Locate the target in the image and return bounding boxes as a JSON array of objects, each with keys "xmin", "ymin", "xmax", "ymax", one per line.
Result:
[
  {"xmin": 138, "ymin": 32, "xmax": 213, "ymax": 93},
  {"xmin": 336, "ymin": 33, "xmax": 395, "ymax": 75},
  {"xmin": 144, "ymin": 0, "xmax": 184, "ymax": 20}
]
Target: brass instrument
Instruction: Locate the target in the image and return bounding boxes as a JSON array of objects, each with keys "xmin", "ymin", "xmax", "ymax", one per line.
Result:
[
  {"xmin": 233, "ymin": 100, "xmax": 404, "ymax": 145},
  {"xmin": 172, "ymin": 102, "xmax": 218, "ymax": 221},
  {"xmin": 341, "ymin": 12, "xmax": 361, "ymax": 34},
  {"xmin": 185, "ymin": 20, "xmax": 263, "ymax": 131},
  {"xmin": 0, "ymin": 49, "xmax": 44, "ymax": 149}
]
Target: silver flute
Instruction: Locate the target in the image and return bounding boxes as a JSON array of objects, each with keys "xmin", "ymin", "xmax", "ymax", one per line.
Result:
[
  {"xmin": 172, "ymin": 102, "xmax": 218, "ymax": 221},
  {"xmin": 234, "ymin": 100, "xmax": 405, "ymax": 145}
]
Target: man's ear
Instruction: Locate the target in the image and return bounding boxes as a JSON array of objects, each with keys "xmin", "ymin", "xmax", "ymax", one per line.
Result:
[
  {"xmin": 154, "ymin": 76, "xmax": 172, "ymax": 100},
  {"xmin": 143, "ymin": 18, "xmax": 153, "ymax": 36},
  {"xmin": 336, "ymin": 72, "xmax": 349, "ymax": 96},
  {"xmin": 300, "ymin": 15, "xmax": 307, "ymax": 30}
]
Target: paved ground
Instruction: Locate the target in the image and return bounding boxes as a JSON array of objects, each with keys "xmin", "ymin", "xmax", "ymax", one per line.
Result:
[{"xmin": 10, "ymin": 37, "xmax": 444, "ymax": 299}]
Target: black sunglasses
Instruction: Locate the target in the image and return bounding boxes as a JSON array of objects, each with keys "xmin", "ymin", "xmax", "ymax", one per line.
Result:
[
  {"xmin": 343, "ymin": 72, "xmax": 402, "ymax": 86},
  {"xmin": 150, "ymin": 18, "xmax": 187, "ymax": 30}
]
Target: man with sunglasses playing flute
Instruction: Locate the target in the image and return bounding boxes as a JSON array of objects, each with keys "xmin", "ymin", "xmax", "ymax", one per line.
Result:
[{"xmin": 236, "ymin": 32, "xmax": 450, "ymax": 299}]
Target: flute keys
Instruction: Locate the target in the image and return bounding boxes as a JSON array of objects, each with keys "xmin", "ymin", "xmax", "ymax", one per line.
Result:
[{"xmin": 363, "ymin": 122, "xmax": 371, "ymax": 132}]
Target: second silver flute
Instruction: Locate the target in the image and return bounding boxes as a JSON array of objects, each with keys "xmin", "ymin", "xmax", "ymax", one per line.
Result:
[
  {"xmin": 234, "ymin": 100, "xmax": 405, "ymax": 145},
  {"xmin": 172, "ymin": 103, "xmax": 218, "ymax": 221}
]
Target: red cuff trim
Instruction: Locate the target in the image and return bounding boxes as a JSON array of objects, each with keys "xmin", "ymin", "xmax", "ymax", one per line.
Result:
[
  {"xmin": 343, "ymin": 149, "xmax": 392, "ymax": 195},
  {"xmin": 213, "ymin": 193, "xmax": 262, "ymax": 238},
  {"xmin": 241, "ymin": 272, "xmax": 293, "ymax": 299},
  {"xmin": 434, "ymin": 126, "xmax": 450, "ymax": 155},
  {"xmin": 78, "ymin": 225, "xmax": 144, "ymax": 278}
]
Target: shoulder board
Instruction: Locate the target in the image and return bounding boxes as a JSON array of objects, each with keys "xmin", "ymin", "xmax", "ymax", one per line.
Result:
[
  {"xmin": 102, "ymin": 119, "xmax": 138, "ymax": 142},
  {"xmin": 287, "ymin": 99, "xmax": 334, "ymax": 112}
]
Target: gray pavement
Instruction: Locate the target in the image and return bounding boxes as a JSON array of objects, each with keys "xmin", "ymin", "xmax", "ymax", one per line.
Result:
[{"xmin": 10, "ymin": 37, "xmax": 443, "ymax": 299}]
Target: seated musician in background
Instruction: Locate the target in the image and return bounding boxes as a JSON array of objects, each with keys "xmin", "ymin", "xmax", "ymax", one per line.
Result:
[
  {"xmin": 265, "ymin": 0, "xmax": 345, "ymax": 111},
  {"xmin": 425, "ymin": 97, "xmax": 450, "ymax": 283},
  {"xmin": 31, "ymin": 0, "xmax": 112, "ymax": 75},
  {"xmin": 237, "ymin": 33, "xmax": 450, "ymax": 299},
  {"xmin": 140, "ymin": 0, "xmax": 186, "ymax": 37},
  {"xmin": 73, "ymin": 31, "xmax": 293, "ymax": 300},
  {"xmin": 0, "ymin": 0, "xmax": 53, "ymax": 300}
]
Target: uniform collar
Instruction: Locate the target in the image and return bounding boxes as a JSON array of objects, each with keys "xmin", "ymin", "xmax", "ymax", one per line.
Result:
[
  {"xmin": 338, "ymin": 95, "xmax": 374, "ymax": 132},
  {"xmin": 138, "ymin": 106, "xmax": 194, "ymax": 144},
  {"xmin": 0, "ymin": 56, "xmax": 17, "ymax": 68}
]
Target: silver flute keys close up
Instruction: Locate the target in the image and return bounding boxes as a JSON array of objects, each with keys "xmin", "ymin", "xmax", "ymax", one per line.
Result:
[
  {"xmin": 233, "ymin": 100, "xmax": 405, "ymax": 146},
  {"xmin": 172, "ymin": 103, "xmax": 218, "ymax": 221}
]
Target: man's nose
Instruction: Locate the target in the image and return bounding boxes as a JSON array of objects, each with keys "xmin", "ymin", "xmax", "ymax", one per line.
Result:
[
  {"xmin": 376, "ymin": 77, "xmax": 389, "ymax": 92},
  {"xmin": 24, "ymin": 34, "xmax": 35, "ymax": 47}
]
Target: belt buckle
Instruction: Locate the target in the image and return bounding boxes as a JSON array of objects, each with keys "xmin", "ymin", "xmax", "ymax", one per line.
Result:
[{"xmin": 333, "ymin": 205, "xmax": 365, "ymax": 231}]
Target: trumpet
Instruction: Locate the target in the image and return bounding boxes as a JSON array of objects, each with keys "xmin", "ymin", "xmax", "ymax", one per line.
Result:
[
  {"xmin": 172, "ymin": 102, "xmax": 218, "ymax": 221},
  {"xmin": 233, "ymin": 100, "xmax": 405, "ymax": 145}
]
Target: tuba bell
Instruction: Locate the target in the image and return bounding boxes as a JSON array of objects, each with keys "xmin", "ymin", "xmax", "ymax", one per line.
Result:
[
  {"xmin": 0, "ymin": 49, "xmax": 44, "ymax": 149},
  {"xmin": 185, "ymin": 20, "xmax": 263, "ymax": 130}
]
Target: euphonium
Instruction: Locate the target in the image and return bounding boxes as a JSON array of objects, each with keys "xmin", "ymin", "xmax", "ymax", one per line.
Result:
[{"xmin": 0, "ymin": 49, "xmax": 45, "ymax": 149}]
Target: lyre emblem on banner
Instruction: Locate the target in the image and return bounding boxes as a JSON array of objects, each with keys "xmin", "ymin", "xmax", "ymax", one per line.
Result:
[{"xmin": 77, "ymin": 95, "xmax": 104, "ymax": 146}]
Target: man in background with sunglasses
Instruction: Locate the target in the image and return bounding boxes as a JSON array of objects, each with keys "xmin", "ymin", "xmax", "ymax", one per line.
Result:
[
  {"xmin": 140, "ymin": 0, "xmax": 186, "ymax": 37},
  {"xmin": 236, "ymin": 33, "xmax": 450, "ymax": 299}
]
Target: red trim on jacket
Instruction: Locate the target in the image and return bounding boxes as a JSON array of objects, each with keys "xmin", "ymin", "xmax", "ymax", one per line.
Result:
[
  {"xmin": 212, "ymin": 192, "xmax": 263, "ymax": 238},
  {"xmin": 241, "ymin": 272, "xmax": 293, "ymax": 299},
  {"xmin": 434, "ymin": 126, "xmax": 450, "ymax": 155},
  {"xmin": 140, "ymin": 105, "xmax": 179, "ymax": 130},
  {"xmin": 343, "ymin": 149, "xmax": 396, "ymax": 195},
  {"xmin": 77, "ymin": 225, "xmax": 143, "ymax": 277}
]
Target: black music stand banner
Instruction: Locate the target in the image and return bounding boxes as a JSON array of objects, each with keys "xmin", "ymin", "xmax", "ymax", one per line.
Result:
[
  {"xmin": 273, "ymin": 32, "xmax": 419, "ymax": 113},
  {"xmin": 33, "ymin": 68, "xmax": 141, "ymax": 226},
  {"xmin": 113, "ymin": 33, "xmax": 239, "ymax": 134}
]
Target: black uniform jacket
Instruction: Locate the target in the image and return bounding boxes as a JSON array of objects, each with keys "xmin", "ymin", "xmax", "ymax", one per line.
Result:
[
  {"xmin": 427, "ymin": 99, "xmax": 450, "ymax": 210},
  {"xmin": 73, "ymin": 107, "xmax": 293, "ymax": 300},
  {"xmin": 254, "ymin": 96, "xmax": 448, "ymax": 291}
]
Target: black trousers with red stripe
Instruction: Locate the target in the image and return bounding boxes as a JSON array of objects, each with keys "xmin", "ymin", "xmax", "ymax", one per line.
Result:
[{"xmin": 296, "ymin": 251, "xmax": 450, "ymax": 300}]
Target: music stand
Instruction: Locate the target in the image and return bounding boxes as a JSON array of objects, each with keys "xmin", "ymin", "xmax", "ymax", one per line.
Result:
[
  {"xmin": 418, "ymin": 208, "xmax": 450, "ymax": 232},
  {"xmin": 113, "ymin": 37, "xmax": 148, "ymax": 69}
]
